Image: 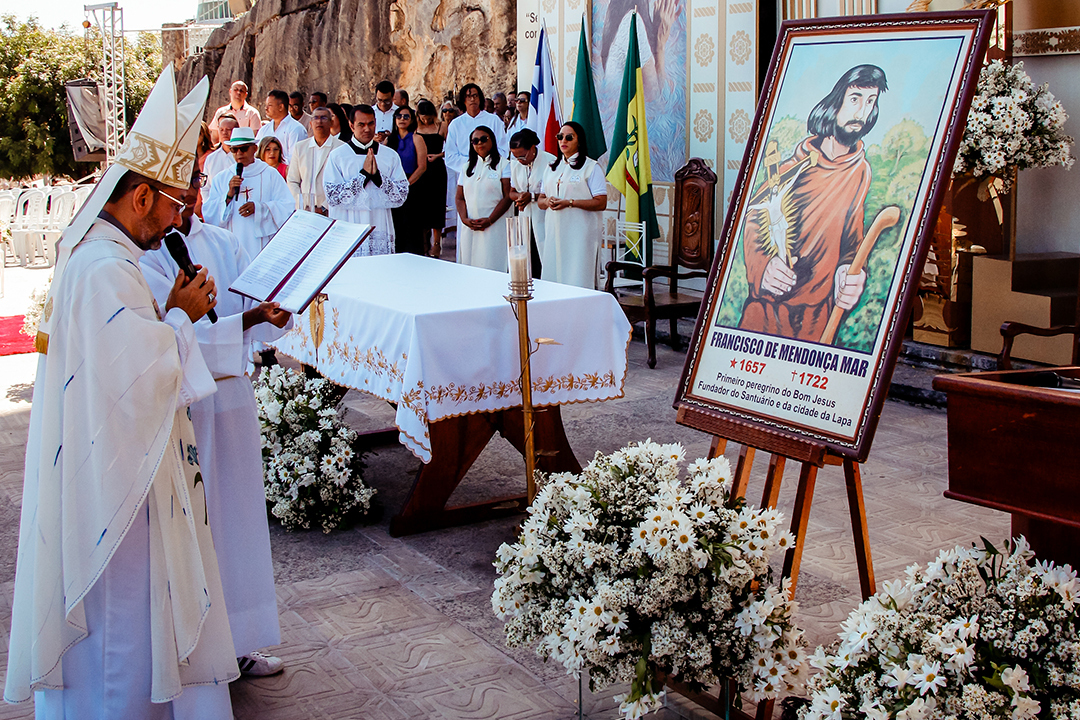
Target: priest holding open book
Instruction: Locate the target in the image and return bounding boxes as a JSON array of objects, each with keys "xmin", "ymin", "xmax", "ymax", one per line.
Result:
[{"xmin": 323, "ymin": 104, "xmax": 409, "ymax": 256}]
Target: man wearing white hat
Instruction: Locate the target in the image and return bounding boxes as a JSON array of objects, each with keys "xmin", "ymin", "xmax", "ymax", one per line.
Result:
[
  {"xmin": 203, "ymin": 126, "xmax": 295, "ymax": 262},
  {"xmin": 142, "ymin": 177, "xmax": 292, "ymax": 679},
  {"xmin": 5, "ymin": 66, "xmax": 239, "ymax": 719}
]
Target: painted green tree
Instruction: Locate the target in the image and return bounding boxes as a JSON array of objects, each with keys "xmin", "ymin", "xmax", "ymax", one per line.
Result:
[{"xmin": 0, "ymin": 15, "xmax": 160, "ymax": 180}]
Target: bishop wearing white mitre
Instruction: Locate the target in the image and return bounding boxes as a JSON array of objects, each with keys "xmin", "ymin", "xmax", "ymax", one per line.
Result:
[
  {"xmin": 5, "ymin": 66, "xmax": 238, "ymax": 719},
  {"xmin": 202, "ymin": 126, "xmax": 295, "ymax": 261},
  {"xmin": 323, "ymin": 104, "xmax": 409, "ymax": 256},
  {"xmin": 141, "ymin": 184, "xmax": 293, "ymax": 678}
]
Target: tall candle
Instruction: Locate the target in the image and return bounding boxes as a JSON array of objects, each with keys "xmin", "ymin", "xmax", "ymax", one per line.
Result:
[{"xmin": 509, "ymin": 244, "xmax": 529, "ymax": 285}]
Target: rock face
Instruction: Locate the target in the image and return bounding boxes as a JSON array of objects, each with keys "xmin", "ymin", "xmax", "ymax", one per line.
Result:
[{"xmin": 176, "ymin": 0, "xmax": 516, "ymax": 119}]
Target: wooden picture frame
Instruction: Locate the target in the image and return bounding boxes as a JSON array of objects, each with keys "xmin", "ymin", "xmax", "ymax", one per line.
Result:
[{"xmin": 675, "ymin": 11, "xmax": 995, "ymax": 462}]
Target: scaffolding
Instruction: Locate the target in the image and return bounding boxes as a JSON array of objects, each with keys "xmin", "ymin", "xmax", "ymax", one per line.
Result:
[{"xmin": 84, "ymin": 3, "xmax": 127, "ymax": 165}]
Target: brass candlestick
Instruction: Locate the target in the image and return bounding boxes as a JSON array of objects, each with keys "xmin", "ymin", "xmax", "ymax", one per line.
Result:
[{"xmin": 507, "ymin": 217, "xmax": 537, "ymax": 503}]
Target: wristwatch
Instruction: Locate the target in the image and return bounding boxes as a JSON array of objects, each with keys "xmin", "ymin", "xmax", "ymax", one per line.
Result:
[{"xmin": 569, "ymin": 199, "xmax": 574, "ymax": 207}]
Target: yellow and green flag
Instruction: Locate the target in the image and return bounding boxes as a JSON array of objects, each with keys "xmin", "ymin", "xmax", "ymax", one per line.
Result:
[{"xmin": 605, "ymin": 11, "xmax": 661, "ymax": 265}]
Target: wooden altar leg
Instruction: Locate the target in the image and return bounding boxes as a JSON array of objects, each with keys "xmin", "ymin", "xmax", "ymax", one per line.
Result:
[
  {"xmin": 844, "ymin": 459, "xmax": 876, "ymax": 599},
  {"xmin": 389, "ymin": 407, "xmax": 582, "ymax": 537},
  {"xmin": 497, "ymin": 406, "xmax": 582, "ymax": 475}
]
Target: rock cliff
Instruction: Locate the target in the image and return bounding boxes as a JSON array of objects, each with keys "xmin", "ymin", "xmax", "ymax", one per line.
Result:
[{"xmin": 175, "ymin": 0, "xmax": 517, "ymax": 118}]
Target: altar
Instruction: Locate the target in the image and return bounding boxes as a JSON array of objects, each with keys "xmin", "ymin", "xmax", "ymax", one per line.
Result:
[{"xmin": 272, "ymin": 254, "xmax": 632, "ymax": 534}]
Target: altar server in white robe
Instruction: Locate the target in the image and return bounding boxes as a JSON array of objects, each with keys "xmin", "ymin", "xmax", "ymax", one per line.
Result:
[
  {"xmin": 538, "ymin": 122, "xmax": 608, "ymax": 289},
  {"xmin": 203, "ymin": 126, "xmax": 295, "ymax": 261},
  {"xmin": 456, "ymin": 125, "xmax": 513, "ymax": 272},
  {"xmin": 508, "ymin": 128, "xmax": 555, "ymax": 271},
  {"xmin": 323, "ymin": 104, "xmax": 409, "ymax": 256},
  {"xmin": 5, "ymin": 66, "xmax": 239, "ymax": 720},
  {"xmin": 141, "ymin": 180, "xmax": 293, "ymax": 678}
]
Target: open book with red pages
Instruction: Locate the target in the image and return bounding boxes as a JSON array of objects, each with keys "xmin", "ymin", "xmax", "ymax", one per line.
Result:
[{"xmin": 229, "ymin": 210, "xmax": 374, "ymax": 314}]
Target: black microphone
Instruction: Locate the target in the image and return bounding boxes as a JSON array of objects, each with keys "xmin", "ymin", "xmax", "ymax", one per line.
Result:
[
  {"xmin": 229, "ymin": 161, "xmax": 244, "ymax": 202},
  {"xmin": 164, "ymin": 230, "xmax": 218, "ymax": 324}
]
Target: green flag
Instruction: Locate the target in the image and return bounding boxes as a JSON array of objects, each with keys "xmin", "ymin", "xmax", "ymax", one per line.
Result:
[
  {"xmin": 605, "ymin": 11, "xmax": 660, "ymax": 265},
  {"xmin": 571, "ymin": 21, "xmax": 606, "ymax": 161}
]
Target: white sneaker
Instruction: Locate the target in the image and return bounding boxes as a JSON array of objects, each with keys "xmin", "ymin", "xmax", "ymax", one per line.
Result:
[{"xmin": 238, "ymin": 651, "xmax": 285, "ymax": 677}]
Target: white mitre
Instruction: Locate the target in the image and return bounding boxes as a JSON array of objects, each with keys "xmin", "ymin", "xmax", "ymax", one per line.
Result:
[{"xmin": 35, "ymin": 65, "xmax": 208, "ymax": 353}]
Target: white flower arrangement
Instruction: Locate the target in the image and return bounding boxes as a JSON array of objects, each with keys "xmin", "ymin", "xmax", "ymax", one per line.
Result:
[
  {"xmin": 954, "ymin": 60, "xmax": 1074, "ymax": 187},
  {"xmin": 799, "ymin": 537, "xmax": 1080, "ymax": 720},
  {"xmin": 254, "ymin": 365, "xmax": 375, "ymax": 533},
  {"xmin": 491, "ymin": 440, "xmax": 807, "ymax": 719}
]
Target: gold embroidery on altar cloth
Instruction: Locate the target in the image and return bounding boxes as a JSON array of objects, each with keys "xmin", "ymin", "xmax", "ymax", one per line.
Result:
[{"xmin": 277, "ymin": 316, "xmax": 618, "ymax": 432}]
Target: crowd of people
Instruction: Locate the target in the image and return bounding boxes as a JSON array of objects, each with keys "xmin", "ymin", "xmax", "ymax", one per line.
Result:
[
  {"xmin": 194, "ymin": 78, "xmax": 608, "ymax": 289},
  {"xmin": 3, "ymin": 67, "xmax": 617, "ymax": 720}
]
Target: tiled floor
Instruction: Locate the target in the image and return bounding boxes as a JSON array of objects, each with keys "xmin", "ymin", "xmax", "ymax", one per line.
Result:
[{"xmin": 0, "ymin": 264, "xmax": 1010, "ymax": 719}]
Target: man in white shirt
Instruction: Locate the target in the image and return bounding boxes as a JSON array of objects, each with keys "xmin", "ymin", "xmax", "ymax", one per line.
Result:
[
  {"xmin": 201, "ymin": 114, "xmax": 239, "ymax": 202},
  {"xmin": 288, "ymin": 91, "xmax": 314, "ymax": 137},
  {"xmin": 208, "ymin": 80, "xmax": 262, "ymax": 144},
  {"xmin": 287, "ymin": 107, "xmax": 344, "ymax": 212},
  {"xmin": 444, "ymin": 84, "xmax": 509, "ymax": 174},
  {"xmin": 373, "ymin": 80, "xmax": 398, "ymax": 140},
  {"xmin": 141, "ymin": 178, "xmax": 292, "ymax": 681},
  {"xmin": 323, "ymin": 104, "xmax": 409, "ymax": 256},
  {"xmin": 255, "ymin": 89, "xmax": 307, "ymax": 164}
]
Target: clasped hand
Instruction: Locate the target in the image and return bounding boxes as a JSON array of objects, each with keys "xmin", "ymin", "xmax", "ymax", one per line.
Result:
[{"xmin": 465, "ymin": 216, "xmax": 492, "ymax": 230}]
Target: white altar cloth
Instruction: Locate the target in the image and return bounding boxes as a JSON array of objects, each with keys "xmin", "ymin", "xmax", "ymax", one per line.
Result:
[{"xmin": 272, "ymin": 254, "xmax": 632, "ymax": 463}]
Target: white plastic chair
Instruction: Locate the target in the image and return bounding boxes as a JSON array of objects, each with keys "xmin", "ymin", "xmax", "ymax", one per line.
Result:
[
  {"xmin": 72, "ymin": 184, "xmax": 93, "ymax": 211},
  {"xmin": 601, "ymin": 218, "xmax": 648, "ymax": 291},
  {"xmin": 12, "ymin": 188, "xmax": 46, "ymax": 266},
  {"xmin": 42, "ymin": 189, "xmax": 77, "ymax": 266}
]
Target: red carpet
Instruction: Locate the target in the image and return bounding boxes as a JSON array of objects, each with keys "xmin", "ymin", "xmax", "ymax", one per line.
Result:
[{"xmin": 0, "ymin": 315, "xmax": 36, "ymax": 356}]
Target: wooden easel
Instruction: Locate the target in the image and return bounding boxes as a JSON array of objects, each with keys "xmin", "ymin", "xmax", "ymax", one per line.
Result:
[{"xmin": 664, "ymin": 407, "xmax": 877, "ymax": 720}]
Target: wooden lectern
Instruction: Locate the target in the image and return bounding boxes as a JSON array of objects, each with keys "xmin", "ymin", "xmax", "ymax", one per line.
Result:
[{"xmin": 933, "ymin": 367, "xmax": 1080, "ymax": 568}]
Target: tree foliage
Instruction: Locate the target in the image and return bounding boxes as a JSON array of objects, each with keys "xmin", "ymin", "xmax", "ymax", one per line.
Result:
[{"xmin": 0, "ymin": 15, "xmax": 161, "ymax": 181}]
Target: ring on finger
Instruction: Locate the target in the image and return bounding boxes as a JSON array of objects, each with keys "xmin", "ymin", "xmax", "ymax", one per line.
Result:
[{"xmin": 207, "ymin": 292, "xmax": 216, "ymax": 303}]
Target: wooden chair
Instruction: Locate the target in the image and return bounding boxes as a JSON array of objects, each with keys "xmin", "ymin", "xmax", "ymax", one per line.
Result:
[
  {"xmin": 604, "ymin": 158, "xmax": 717, "ymax": 368},
  {"xmin": 999, "ymin": 265, "xmax": 1080, "ymax": 369}
]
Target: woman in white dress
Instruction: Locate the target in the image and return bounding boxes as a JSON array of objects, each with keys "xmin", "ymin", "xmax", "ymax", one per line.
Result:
[
  {"xmin": 537, "ymin": 121, "xmax": 608, "ymax": 288},
  {"xmin": 455, "ymin": 125, "xmax": 512, "ymax": 271}
]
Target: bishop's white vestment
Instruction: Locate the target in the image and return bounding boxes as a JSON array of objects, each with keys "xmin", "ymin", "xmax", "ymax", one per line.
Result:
[
  {"xmin": 5, "ymin": 217, "xmax": 238, "ymax": 719},
  {"xmin": 140, "ymin": 216, "xmax": 291, "ymax": 658},
  {"xmin": 203, "ymin": 159, "xmax": 294, "ymax": 261},
  {"xmin": 323, "ymin": 141, "xmax": 409, "ymax": 256}
]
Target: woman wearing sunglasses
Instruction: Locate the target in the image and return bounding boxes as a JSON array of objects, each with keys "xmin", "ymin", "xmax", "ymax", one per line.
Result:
[
  {"xmin": 455, "ymin": 125, "xmax": 513, "ymax": 271},
  {"xmin": 537, "ymin": 121, "xmax": 608, "ymax": 288},
  {"xmin": 387, "ymin": 106, "xmax": 429, "ymax": 255}
]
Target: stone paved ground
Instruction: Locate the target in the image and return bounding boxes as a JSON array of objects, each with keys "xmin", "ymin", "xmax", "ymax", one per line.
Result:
[{"xmin": 0, "ymin": 264, "xmax": 1009, "ymax": 719}]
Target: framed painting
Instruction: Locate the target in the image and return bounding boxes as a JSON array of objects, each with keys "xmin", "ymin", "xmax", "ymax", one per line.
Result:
[{"xmin": 675, "ymin": 10, "xmax": 995, "ymax": 462}]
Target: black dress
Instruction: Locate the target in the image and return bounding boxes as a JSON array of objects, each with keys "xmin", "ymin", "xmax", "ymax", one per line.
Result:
[{"xmin": 414, "ymin": 132, "xmax": 447, "ymax": 231}]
